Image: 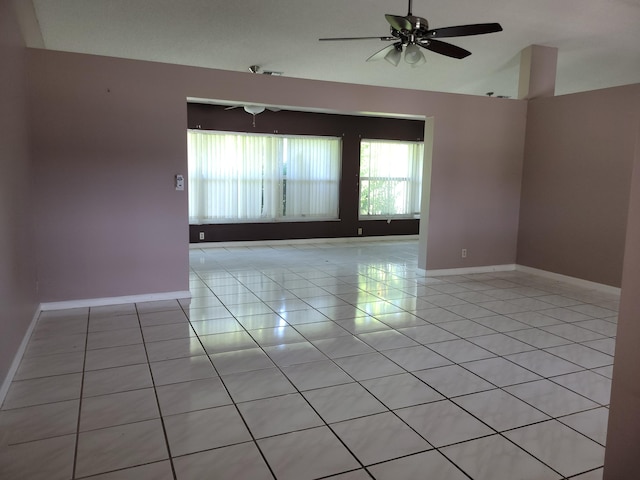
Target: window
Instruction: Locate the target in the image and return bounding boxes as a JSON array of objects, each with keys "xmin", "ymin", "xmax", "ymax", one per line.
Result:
[
  {"xmin": 188, "ymin": 130, "xmax": 341, "ymax": 224},
  {"xmin": 359, "ymin": 139, "xmax": 424, "ymax": 219}
]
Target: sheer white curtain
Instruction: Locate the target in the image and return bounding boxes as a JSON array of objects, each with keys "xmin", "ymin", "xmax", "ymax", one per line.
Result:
[
  {"xmin": 359, "ymin": 139, "xmax": 424, "ymax": 218},
  {"xmin": 284, "ymin": 137, "xmax": 341, "ymax": 218},
  {"xmin": 188, "ymin": 131, "xmax": 282, "ymax": 223},
  {"xmin": 188, "ymin": 130, "xmax": 341, "ymax": 224}
]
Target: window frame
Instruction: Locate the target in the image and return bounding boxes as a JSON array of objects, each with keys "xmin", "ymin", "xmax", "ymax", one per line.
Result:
[
  {"xmin": 187, "ymin": 129, "xmax": 342, "ymax": 225},
  {"xmin": 358, "ymin": 138, "xmax": 424, "ymax": 220}
]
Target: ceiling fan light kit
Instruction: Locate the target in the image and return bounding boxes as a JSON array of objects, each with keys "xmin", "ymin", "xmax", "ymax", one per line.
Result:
[
  {"xmin": 384, "ymin": 46, "xmax": 402, "ymax": 66},
  {"xmin": 243, "ymin": 105, "xmax": 266, "ymax": 115},
  {"xmin": 320, "ymin": 0, "xmax": 502, "ymax": 66},
  {"xmin": 404, "ymin": 44, "xmax": 426, "ymax": 65}
]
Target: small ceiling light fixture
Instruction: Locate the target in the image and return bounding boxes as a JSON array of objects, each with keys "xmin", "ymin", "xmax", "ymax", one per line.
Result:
[
  {"xmin": 241, "ymin": 105, "xmax": 266, "ymax": 127},
  {"xmin": 243, "ymin": 105, "xmax": 266, "ymax": 115}
]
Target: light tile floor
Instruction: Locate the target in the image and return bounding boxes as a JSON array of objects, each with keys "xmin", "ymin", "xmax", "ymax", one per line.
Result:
[{"xmin": 0, "ymin": 240, "xmax": 618, "ymax": 479}]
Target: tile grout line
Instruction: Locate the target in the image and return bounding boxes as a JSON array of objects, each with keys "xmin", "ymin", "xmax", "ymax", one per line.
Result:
[
  {"xmin": 177, "ymin": 299, "xmax": 281, "ymax": 480},
  {"xmin": 134, "ymin": 303, "xmax": 178, "ymax": 480},
  {"xmin": 70, "ymin": 308, "xmax": 90, "ymax": 479},
  {"xmin": 189, "ymin": 269, "xmax": 390, "ymax": 477},
  {"xmin": 192, "ymin": 254, "xmax": 611, "ymax": 474},
  {"xmin": 196, "ymin": 266, "xmax": 479, "ymax": 479},
  {"xmin": 25, "ymin": 244, "xmax": 612, "ymax": 480}
]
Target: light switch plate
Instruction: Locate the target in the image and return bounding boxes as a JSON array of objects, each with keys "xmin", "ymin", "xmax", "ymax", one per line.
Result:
[{"xmin": 175, "ymin": 174, "xmax": 184, "ymax": 191}]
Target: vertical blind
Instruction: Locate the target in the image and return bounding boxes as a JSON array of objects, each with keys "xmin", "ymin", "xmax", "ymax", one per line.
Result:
[
  {"xmin": 188, "ymin": 130, "xmax": 341, "ymax": 224},
  {"xmin": 359, "ymin": 139, "xmax": 424, "ymax": 218}
]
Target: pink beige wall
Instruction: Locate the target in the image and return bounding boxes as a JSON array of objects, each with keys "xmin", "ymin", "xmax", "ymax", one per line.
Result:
[
  {"xmin": 28, "ymin": 50, "xmax": 528, "ymax": 303},
  {"xmin": 425, "ymin": 96, "xmax": 526, "ymax": 269},
  {"xmin": 517, "ymin": 85, "xmax": 640, "ymax": 286},
  {"xmin": 0, "ymin": 0, "xmax": 39, "ymax": 384},
  {"xmin": 29, "ymin": 52, "xmax": 191, "ymax": 302},
  {"xmin": 604, "ymin": 123, "xmax": 640, "ymax": 479}
]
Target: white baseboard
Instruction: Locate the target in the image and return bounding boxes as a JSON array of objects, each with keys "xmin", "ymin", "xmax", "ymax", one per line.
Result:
[
  {"xmin": 418, "ymin": 264, "xmax": 517, "ymax": 277},
  {"xmin": 190, "ymin": 234, "xmax": 420, "ymax": 249},
  {"xmin": 40, "ymin": 290, "xmax": 192, "ymax": 311},
  {"xmin": 515, "ymin": 265, "xmax": 621, "ymax": 295},
  {"xmin": 0, "ymin": 308, "xmax": 40, "ymax": 407}
]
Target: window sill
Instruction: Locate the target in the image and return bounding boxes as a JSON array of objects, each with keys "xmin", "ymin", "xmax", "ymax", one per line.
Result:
[
  {"xmin": 358, "ymin": 216, "xmax": 420, "ymax": 221},
  {"xmin": 190, "ymin": 218, "xmax": 342, "ymax": 225}
]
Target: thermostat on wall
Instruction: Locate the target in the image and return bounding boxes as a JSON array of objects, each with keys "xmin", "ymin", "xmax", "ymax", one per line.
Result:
[{"xmin": 175, "ymin": 174, "xmax": 184, "ymax": 191}]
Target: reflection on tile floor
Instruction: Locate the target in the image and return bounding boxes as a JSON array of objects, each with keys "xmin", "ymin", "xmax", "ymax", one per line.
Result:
[{"xmin": 0, "ymin": 240, "xmax": 617, "ymax": 479}]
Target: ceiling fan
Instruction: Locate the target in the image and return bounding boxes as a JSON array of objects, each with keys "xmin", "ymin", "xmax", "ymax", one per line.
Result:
[
  {"xmin": 319, "ymin": 0, "xmax": 502, "ymax": 66},
  {"xmin": 224, "ymin": 66, "xmax": 283, "ymax": 126}
]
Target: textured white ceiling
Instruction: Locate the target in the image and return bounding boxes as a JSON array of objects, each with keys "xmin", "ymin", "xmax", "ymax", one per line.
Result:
[{"xmin": 32, "ymin": 0, "xmax": 640, "ymax": 97}]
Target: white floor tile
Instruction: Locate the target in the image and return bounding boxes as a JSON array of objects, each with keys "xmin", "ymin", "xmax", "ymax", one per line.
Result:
[
  {"xmin": 367, "ymin": 450, "xmax": 468, "ymax": 480},
  {"xmin": 222, "ymin": 367, "xmax": 296, "ymax": 402},
  {"xmin": 332, "ymin": 412, "xmax": 431, "ymax": 465},
  {"xmin": 505, "ymin": 350, "xmax": 583, "ymax": 378},
  {"xmin": 395, "ymin": 324, "xmax": 458, "ymax": 344},
  {"xmin": 155, "ymin": 377, "xmax": 232, "ymax": 416},
  {"xmin": 311, "ymin": 335, "xmax": 375, "ymax": 358},
  {"xmin": 303, "ymin": 382, "xmax": 387, "ymax": 423},
  {"xmin": 442, "ymin": 434, "xmax": 561, "ymax": 480},
  {"xmin": 173, "ymin": 442, "xmax": 273, "ymax": 480},
  {"xmin": 396, "ymin": 400, "xmax": 493, "ymax": 447},
  {"xmin": 79, "ymin": 388, "xmax": 159, "ymax": 431},
  {"xmin": 3, "ymin": 373, "xmax": 82, "ymax": 409},
  {"xmin": 550, "ymin": 371, "xmax": 612, "ymax": 405},
  {"xmin": 163, "ymin": 405, "xmax": 251, "ymax": 457},
  {"xmin": 237, "ymin": 393, "xmax": 324, "ymax": 438},
  {"xmin": 544, "ymin": 344, "xmax": 613, "ymax": 369},
  {"xmin": 280, "ymin": 359, "xmax": 353, "ymax": 390},
  {"xmin": 86, "ymin": 461, "xmax": 174, "ymax": 480},
  {"xmin": 453, "ymin": 389, "xmax": 549, "ymax": 431},
  {"xmin": 0, "ymin": 399, "xmax": 79, "ymax": 444},
  {"xmin": 257, "ymin": 426, "xmax": 359, "ymax": 480},
  {"xmin": 209, "ymin": 347, "xmax": 275, "ymax": 375},
  {"xmin": 505, "ymin": 379, "xmax": 599, "ymax": 417},
  {"xmin": 0, "ymin": 434, "xmax": 76, "ymax": 480},
  {"xmin": 150, "ymin": 355, "xmax": 217, "ymax": 386},
  {"xmin": 382, "ymin": 345, "xmax": 451, "ymax": 371},
  {"xmin": 504, "ymin": 420, "xmax": 605, "ymax": 477},
  {"xmin": 333, "ymin": 352, "xmax": 405, "ymax": 380},
  {"xmin": 262, "ymin": 341, "xmax": 327, "ymax": 366},
  {"xmin": 361, "ymin": 373, "xmax": 443, "ymax": 409},
  {"xmin": 414, "ymin": 364, "xmax": 495, "ymax": 397},
  {"xmin": 76, "ymin": 419, "xmax": 168, "ymax": 478},
  {"xmin": 558, "ymin": 407, "xmax": 609, "ymax": 445},
  {"xmin": 461, "ymin": 357, "xmax": 542, "ymax": 387},
  {"xmin": 427, "ymin": 339, "xmax": 495, "ymax": 363},
  {"xmin": 145, "ymin": 331, "xmax": 205, "ymax": 358},
  {"xmin": 13, "ymin": 351, "xmax": 85, "ymax": 380},
  {"xmin": 84, "ymin": 344, "xmax": 148, "ymax": 371},
  {"xmin": 468, "ymin": 333, "xmax": 535, "ymax": 355}
]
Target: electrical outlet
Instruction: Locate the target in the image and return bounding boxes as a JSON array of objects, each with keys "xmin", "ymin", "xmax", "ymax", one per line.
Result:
[
  {"xmin": 461, "ymin": 248, "xmax": 467, "ymax": 258},
  {"xmin": 357, "ymin": 227, "xmax": 363, "ymax": 235},
  {"xmin": 199, "ymin": 232, "xmax": 205, "ymax": 240}
]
